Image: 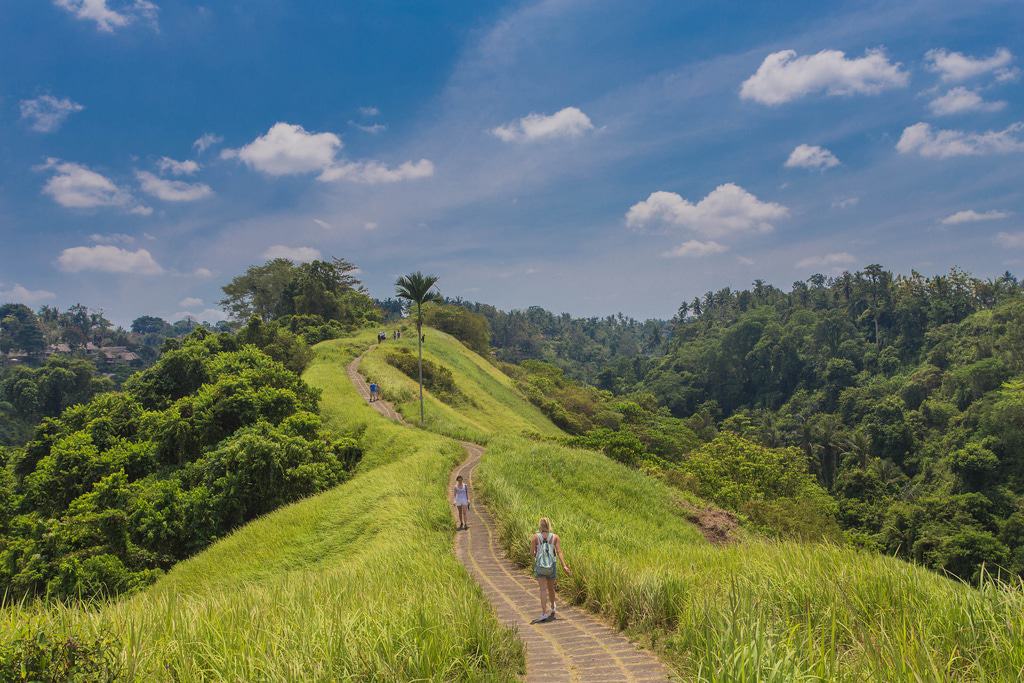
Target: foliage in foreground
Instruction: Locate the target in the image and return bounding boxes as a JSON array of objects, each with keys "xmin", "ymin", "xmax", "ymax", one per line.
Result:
[
  {"xmin": 0, "ymin": 330, "xmax": 357, "ymax": 600},
  {"xmin": 478, "ymin": 435, "xmax": 1024, "ymax": 681}
]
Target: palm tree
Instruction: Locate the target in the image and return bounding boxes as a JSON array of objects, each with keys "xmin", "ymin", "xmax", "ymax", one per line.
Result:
[{"xmin": 395, "ymin": 271, "xmax": 442, "ymax": 424}]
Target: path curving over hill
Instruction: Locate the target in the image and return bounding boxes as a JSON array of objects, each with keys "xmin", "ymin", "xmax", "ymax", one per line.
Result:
[{"xmin": 348, "ymin": 350, "xmax": 671, "ymax": 682}]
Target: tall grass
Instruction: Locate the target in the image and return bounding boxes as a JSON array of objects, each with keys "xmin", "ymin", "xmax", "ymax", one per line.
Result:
[
  {"xmin": 477, "ymin": 435, "xmax": 1024, "ymax": 681},
  {"xmin": 1, "ymin": 333, "xmax": 523, "ymax": 681}
]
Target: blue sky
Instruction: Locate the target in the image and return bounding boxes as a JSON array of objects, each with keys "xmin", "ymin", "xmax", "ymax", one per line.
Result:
[{"xmin": 2, "ymin": 0, "xmax": 1023, "ymax": 324}]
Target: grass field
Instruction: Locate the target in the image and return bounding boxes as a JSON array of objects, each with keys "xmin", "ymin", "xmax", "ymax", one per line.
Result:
[
  {"xmin": 476, "ymin": 435, "xmax": 1024, "ymax": 681},
  {"xmin": 2, "ymin": 332, "xmax": 523, "ymax": 681}
]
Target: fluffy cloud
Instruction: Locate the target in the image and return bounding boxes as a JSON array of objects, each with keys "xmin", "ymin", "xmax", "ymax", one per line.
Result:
[
  {"xmin": 156, "ymin": 157, "xmax": 199, "ymax": 175},
  {"xmin": 53, "ymin": 0, "xmax": 158, "ymax": 33},
  {"xmin": 350, "ymin": 121, "xmax": 387, "ymax": 134},
  {"xmin": 19, "ymin": 95, "xmax": 84, "ymax": 133},
  {"xmin": 785, "ymin": 144, "xmax": 840, "ymax": 169},
  {"xmin": 318, "ymin": 159, "xmax": 434, "ymax": 184},
  {"xmin": 626, "ymin": 184, "xmax": 789, "ymax": 238},
  {"xmin": 0, "ymin": 284, "xmax": 57, "ymax": 304},
  {"xmin": 941, "ymin": 209, "xmax": 1010, "ymax": 225},
  {"xmin": 192, "ymin": 267, "xmax": 214, "ymax": 279},
  {"xmin": 925, "ymin": 47, "xmax": 1015, "ymax": 82},
  {"xmin": 89, "ymin": 232, "xmax": 135, "ymax": 244},
  {"xmin": 192, "ymin": 133, "xmax": 223, "ymax": 154},
  {"xmin": 740, "ymin": 48, "xmax": 908, "ymax": 105},
  {"xmin": 995, "ymin": 232, "xmax": 1024, "ymax": 249},
  {"xmin": 492, "ymin": 107, "xmax": 594, "ymax": 142},
  {"xmin": 662, "ymin": 240, "xmax": 728, "ymax": 258},
  {"xmin": 222, "ymin": 123, "xmax": 342, "ymax": 176},
  {"xmin": 57, "ymin": 245, "xmax": 163, "ymax": 274},
  {"xmin": 896, "ymin": 122, "xmax": 1024, "ymax": 158},
  {"xmin": 136, "ymin": 171, "xmax": 213, "ymax": 201},
  {"xmin": 38, "ymin": 159, "xmax": 150, "ymax": 214},
  {"xmin": 928, "ymin": 87, "xmax": 1006, "ymax": 116},
  {"xmin": 178, "ymin": 296, "xmax": 203, "ymax": 308},
  {"xmin": 262, "ymin": 245, "xmax": 321, "ymax": 262},
  {"xmin": 796, "ymin": 252, "xmax": 856, "ymax": 270}
]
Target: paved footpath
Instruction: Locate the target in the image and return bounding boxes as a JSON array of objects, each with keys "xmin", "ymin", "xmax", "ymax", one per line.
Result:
[{"xmin": 348, "ymin": 350, "xmax": 672, "ymax": 682}]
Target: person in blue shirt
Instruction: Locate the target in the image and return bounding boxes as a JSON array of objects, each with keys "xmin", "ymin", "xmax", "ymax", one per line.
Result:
[{"xmin": 369, "ymin": 382, "xmax": 379, "ymax": 402}]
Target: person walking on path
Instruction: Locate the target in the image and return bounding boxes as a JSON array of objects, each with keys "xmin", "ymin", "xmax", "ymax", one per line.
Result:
[
  {"xmin": 531, "ymin": 517, "xmax": 571, "ymax": 623},
  {"xmin": 453, "ymin": 475, "xmax": 470, "ymax": 530},
  {"xmin": 369, "ymin": 382, "xmax": 379, "ymax": 402}
]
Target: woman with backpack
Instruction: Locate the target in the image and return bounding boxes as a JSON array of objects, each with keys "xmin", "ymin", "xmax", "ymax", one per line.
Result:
[{"xmin": 531, "ymin": 517, "xmax": 571, "ymax": 623}]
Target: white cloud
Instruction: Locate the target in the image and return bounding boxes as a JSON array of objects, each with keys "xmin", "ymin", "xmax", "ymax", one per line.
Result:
[
  {"xmin": 192, "ymin": 267, "xmax": 214, "ymax": 279},
  {"xmin": 796, "ymin": 252, "xmax": 856, "ymax": 269},
  {"xmin": 89, "ymin": 232, "xmax": 135, "ymax": 244},
  {"xmin": 318, "ymin": 159, "xmax": 435, "ymax": 184},
  {"xmin": 53, "ymin": 0, "xmax": 158, "ymax": 33},
  {"xmin": 832, "ymin": 197, "xmax": 860, "ymax": 209},
  {"xmin": 736, "ymin": 256, "xmax": 755, "ymax": 266},
  {"xmin": 57, "ymin": 245, "xmax": 163, "ymax": 274},
  {"xmin": 896, "ymin": 122, "xmax": 1024, "ymax": 158},
  {"xmin": 662, "ymin": 240, "xmax": 728, "ymax": 258},
  {"xmin": 19, "ymin": 95, "xmax": 84, "ymax": 133},
  {"xmin": 492, "ymin": 106, "xmax": 594, "ymax": 142},
  {"xmin": 925, "ymin": 47, "xmax": 1014, "ymax": 82},
  {"xmin": 359, "ymin": 106, "xmax": 380, "ymax": 117},
  {"xmin": 0, "ymin": 284, "xmax": 57, "ymax": 304},
  {"xmin": 262, "ymin": 245, "xmax": 321, "ymax": 262},
  {"xmin": 38, "ymin": 158, "xmax": 149, "ymax": 214},
  {"xmin": 192, "ymin": 133, "xmax": 223, "ymax": 154},
  {"xmin": 136, "ymin": 171, "xmax": 213, "ymax": 201},
  {"xmin": 928, "ymin": 87, "xmax": 1006, "ymax": 116},
  {"xmin": 995, "ymin": 232, "xmax": 1024, "ymax": 248},
  {"xmin": 178, "ymin": 296, "xmax": 203, "ymax": 308},
  {"xmin": 626, "ymin": 183, "xmax": 789, "ymax": 238},
  {"xmin": 364, "ymin": 221, "xmax": 379, "ymax": 231},
  {"xmin": 312, "ymin": 218, "xmax": 332, "ymax": 229},
  {"xmin": 941, "ymin": 209, "xmax": 1010, "ymax": 225},
  {"xmin": 785, "ymin": 144, "xmax": 840, "ymax": 169},
  {"xmin": 156, "ymin": 157, "xmax": 199, "ymax": 175},
  {"xmin": 222, "ymin": 122, "xmax": 342, "ymax": 176},
  {"xmin": 740, "ymin": 48, "xmax": 908, "ymax": 105},
  {"xmin": 350, "ymin": 121, "xmax": 387, "ymax": 134}
]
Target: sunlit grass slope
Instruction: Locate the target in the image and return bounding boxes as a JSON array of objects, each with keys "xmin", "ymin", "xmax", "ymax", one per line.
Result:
[
  {"xmin": 477, "ymin": 435, "xmax": 1024, "ymax": 682},
  {"xmin": 3, "ymin": 332, "xmax": 523, "ymax": 681},
  {"xmin": 358, "ymin": 325, "xmax": 562, "ymax": 443}
]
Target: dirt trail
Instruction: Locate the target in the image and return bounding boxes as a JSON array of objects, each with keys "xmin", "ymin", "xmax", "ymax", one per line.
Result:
[{"xmin": 347, "ymin": 350, "xmax": 671, "ymax": 682}]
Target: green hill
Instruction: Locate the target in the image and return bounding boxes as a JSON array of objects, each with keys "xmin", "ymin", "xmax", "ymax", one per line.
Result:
[{"xmin": 5, "ymin": 324, "xmax": 1024, "ymax": 681}]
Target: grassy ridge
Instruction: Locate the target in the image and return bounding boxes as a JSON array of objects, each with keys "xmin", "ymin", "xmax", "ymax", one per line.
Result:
[
  {"xmin": 2, "ymin": 332, "xmax": 523, "ymax": 681},
  {"xmin": 477, "ymin": 435, "xmax": 1024, "ymax": 681},
  {"xmin": 359, "ymin": 326, "xmax": 562, "ymax": 443}
]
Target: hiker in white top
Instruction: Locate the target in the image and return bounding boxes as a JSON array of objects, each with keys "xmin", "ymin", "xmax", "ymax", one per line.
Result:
[
  {"xmin": 530, "ymin": 517, "xmax": 571, "ymax": 623},
  {"xmin": 453, "ymin": 475, "xmax": 470, "ymax": 530}
]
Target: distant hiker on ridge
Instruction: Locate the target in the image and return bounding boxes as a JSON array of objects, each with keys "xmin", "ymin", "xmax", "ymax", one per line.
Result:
[
  {"xmin": 369, "ymin": 381, "xmax": 379, "ymax": 402},
  {"xmin": 531, "ymin": 517, "xmax": 571, "ymax": 623}
]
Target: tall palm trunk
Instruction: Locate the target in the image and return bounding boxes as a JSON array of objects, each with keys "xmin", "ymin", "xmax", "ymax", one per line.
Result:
[{"xmin": 416, "ymin": 303, "xmax": 425, "ymax": 424}]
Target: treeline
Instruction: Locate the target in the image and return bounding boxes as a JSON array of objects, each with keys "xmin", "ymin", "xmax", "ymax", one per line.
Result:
[{"xmin": 634, "ymin": 265, "xmax": 1024, "ymax": 581}]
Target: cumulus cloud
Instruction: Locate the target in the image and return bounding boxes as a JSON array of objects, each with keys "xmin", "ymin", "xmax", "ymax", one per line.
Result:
[
  {"xmin": 349, "ymin": 121, "xmax": 387, "ymax": 134},
  {"xmin": 925, "ymin": 47, "xmax": 1015, "ymax": 82},
  {"xmin": 832, "ymin": 197, "xmax": 860, "ymax": 209},
  {"xmin": 626, "ymin": 183, "xmax": 789, "ymax": 238},
  {"xmin": 663, "ymin": 240, "xmax": 728, "ymax": 258},
  {"xmin": 38, "ymin": 158, "xmax": 150, "ymax": 214},
  {"xmin": 89, "ymin": 232, "xmax": 135, "ymax": 244},
  {"xmin": 941, "ymin": 209, "xmax": 1010, "ymax": 225},
  {"xmin": 192, "ymin": 133, "xmax": 223, "ymax": 154},
  {"xmin": 53, "ymin": 0, "xmax": 158, "ymax": 33},
  {"xmin": 740, "ymin": 48, "xmax": 908, "ymax": 105},
  {"xmin": 57, "ymin": 245, "xmax": 163, "ymax": 274},
  {"xmin": 785, "ymin": 144, "xmax": 840, "ymax": 170},
  {"xmin": 178, "ymin": 296, "xmax": 203, "ymax": 308},
  {"xmin": 796, "ymin": 252, "xmax": 856, "ymax": 270},
  {"xmin": 492, "ymin": 107, "xmax": 594, "ymax": 142},
  {"xmin": 928, "ymin": 87, "xmax": 1006, "ymax": 116},
  {"xmin": 19, "ymin": 95, "xmax": 84, "ymax": 133},
  {"xmin": 136, "ymin": 171, "xmax": 213, "ymax": 202},
  {"xmin": 318, "ymin": 159, "xmax": 434, "ymax": 184},
  {"xmin": 192, "ymin": 267, "xmax": 214, "ymax": 279},
  {"xmin": 262, "ymin": 245, "xmax": 321, "ymax": 262},
  {"xmin": 896, "ymin": 122, "xmax": 1024, "ymax": 158},
  {"xmin": 995, "ymin": 232, "xmax": 1024, "ymax": 248},
  {"xmin": 0, "ymin": 284, "xmax": 57, "ymax": 304},
  {"xmin": 156, "ymin": 157, "xmax": 199, "ymax": 175},
  {"xmin": 221, "ymin": 122, "xmax": 342, "ymax": 176}
]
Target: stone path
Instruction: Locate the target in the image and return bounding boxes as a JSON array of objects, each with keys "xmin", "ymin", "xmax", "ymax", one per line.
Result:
[{"xmin": 348, "ymin": 349, "xmax": 672, "ymax": 682}]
